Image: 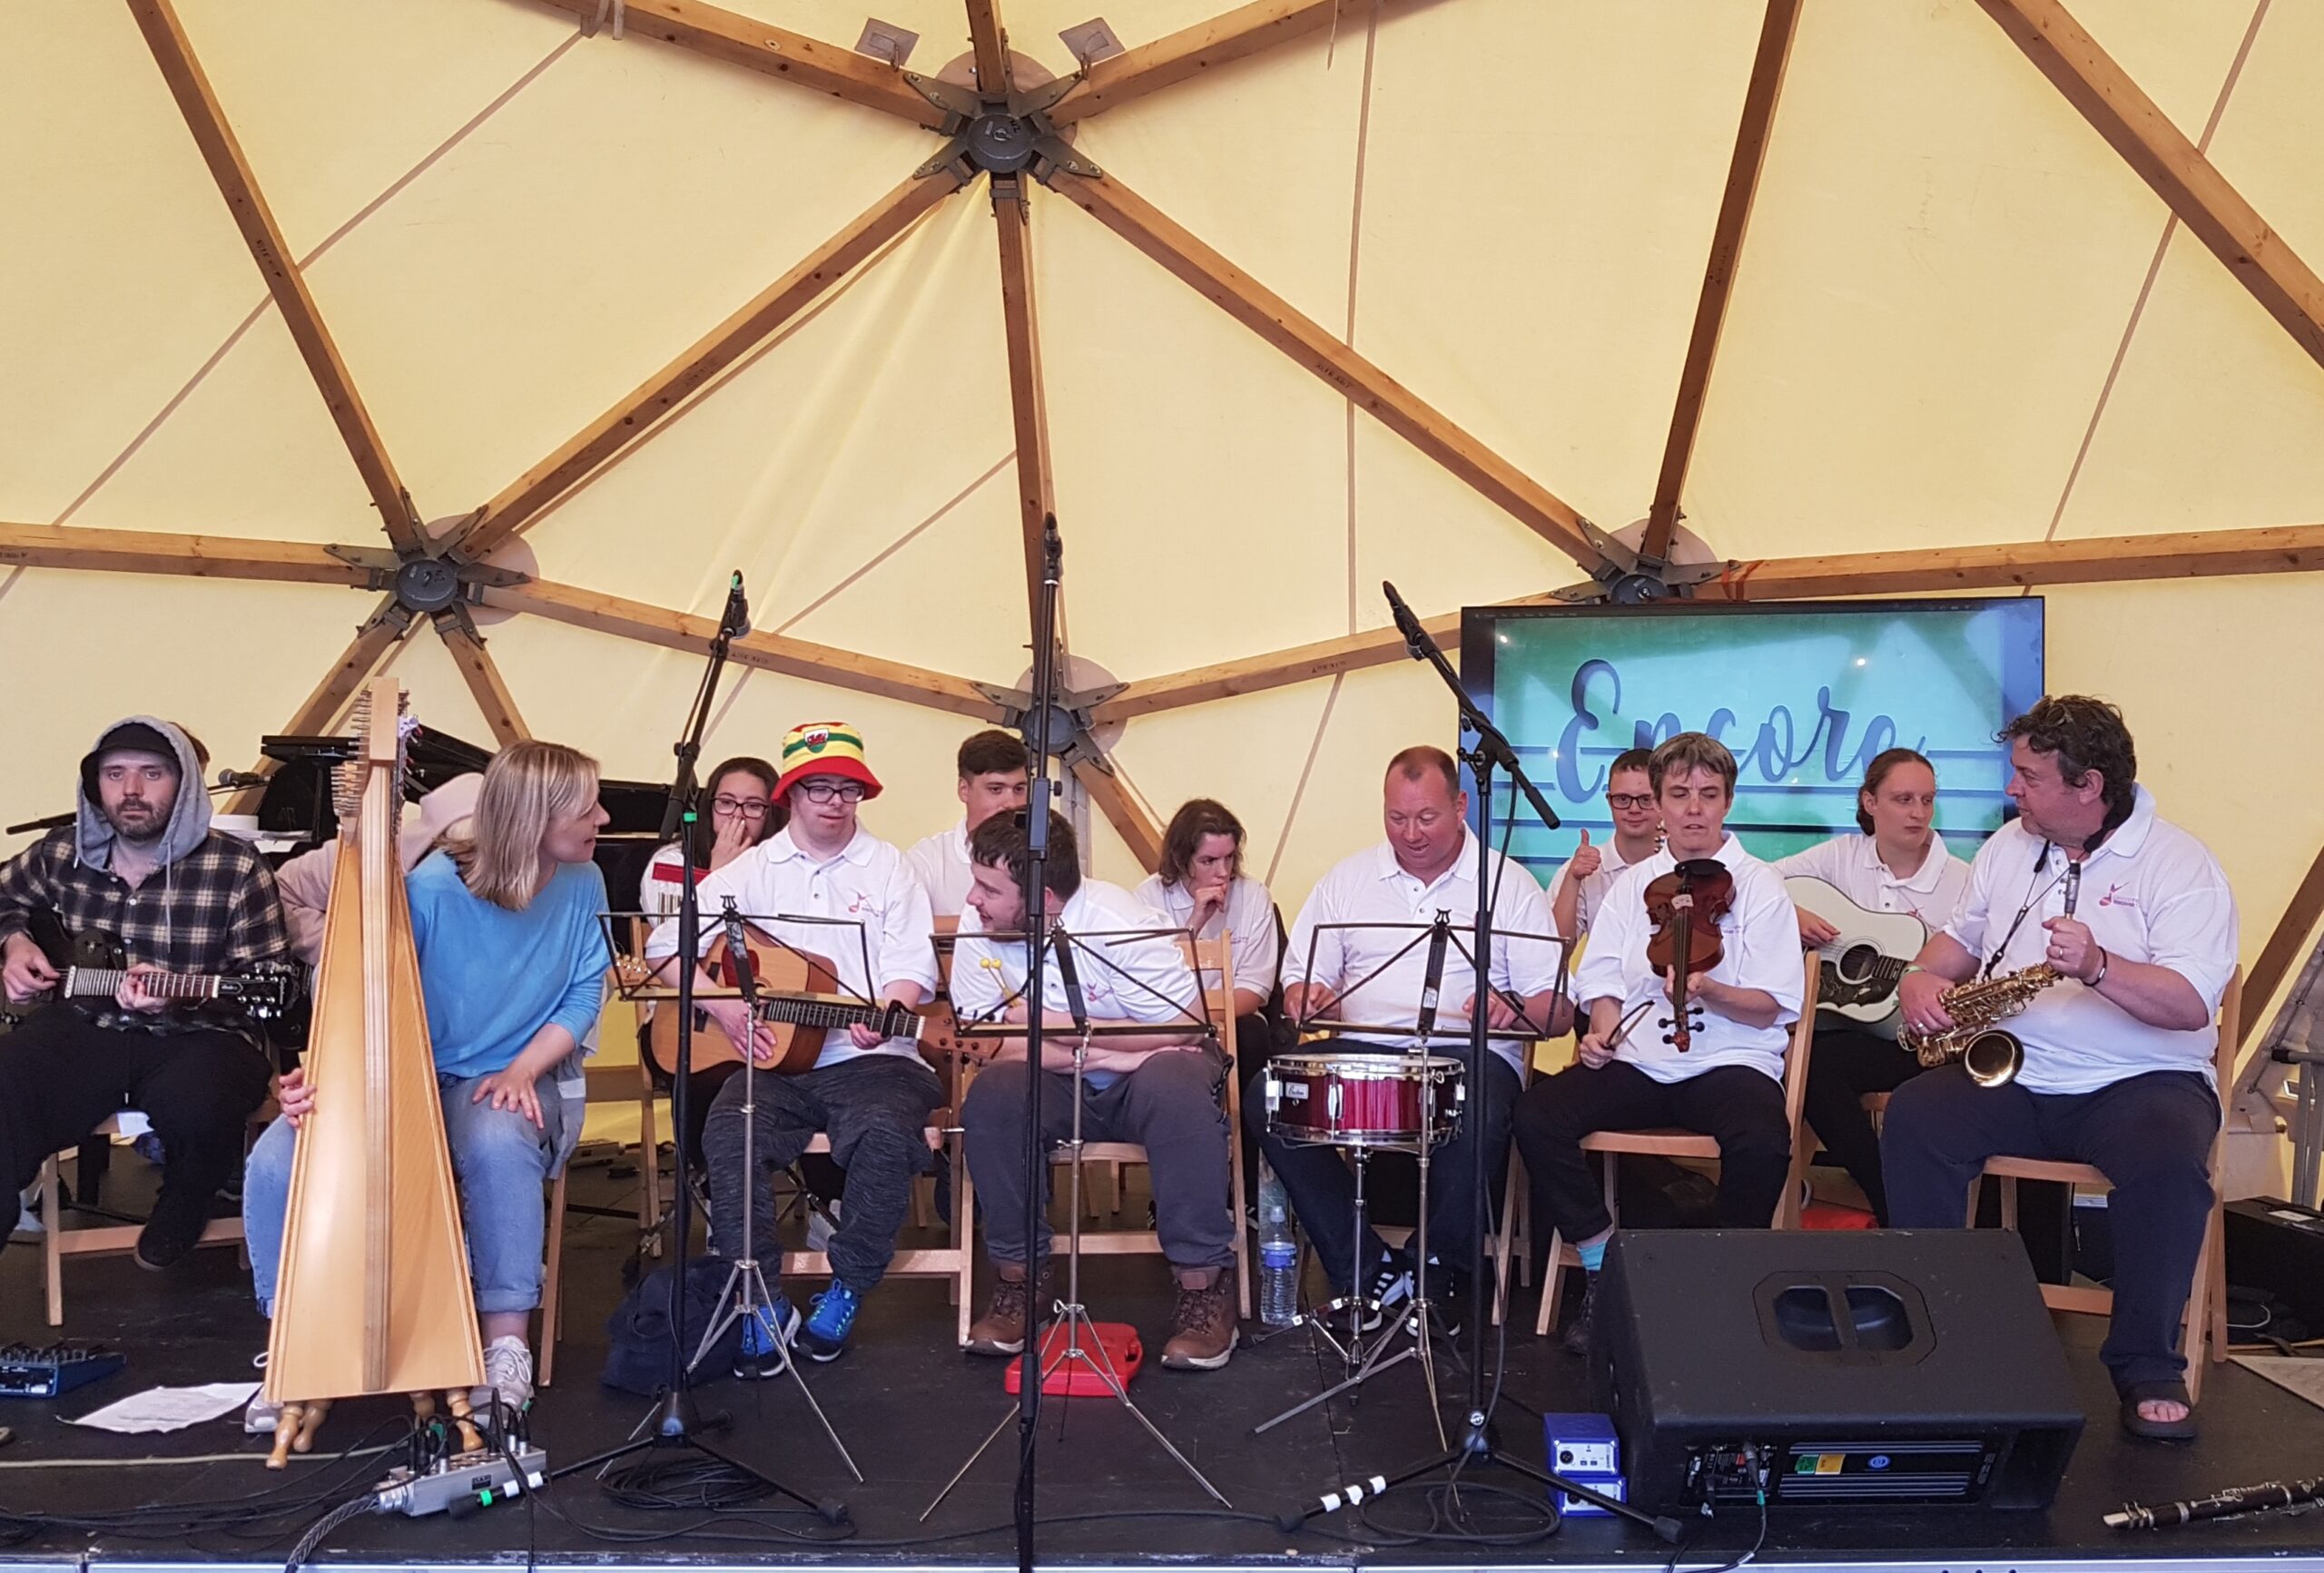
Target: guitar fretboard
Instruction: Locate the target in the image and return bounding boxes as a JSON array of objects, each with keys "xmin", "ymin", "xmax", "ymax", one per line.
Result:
[
  {"xmin": 64, "ymin": 968, "xmax": 221, "ymax": 1002},
  {"xmin": 753, "ymin": 996, "xmax": 916, "ymax": 1039}
]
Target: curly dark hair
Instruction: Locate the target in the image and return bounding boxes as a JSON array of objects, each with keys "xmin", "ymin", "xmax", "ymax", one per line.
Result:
[
  {"xmin": 1999, "ymin": 695, "xmax": 2137, "ymax": 838},
  {"xmin": 969, "ymin": 811, "xmax": 1082, "ymax": 904},
  {"xmin": 1157, "ymin": 799, "xmax": 1246, "ymax": 887},
  {"xmin": 1855, "ymin": 747, "xmax": 1935, "ymax": 836}
]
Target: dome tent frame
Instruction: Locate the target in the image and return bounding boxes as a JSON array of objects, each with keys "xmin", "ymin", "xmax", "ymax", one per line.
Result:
[{"xmin": 8, "ymin": 0, "xmax": 2323, "ymax": 1030}]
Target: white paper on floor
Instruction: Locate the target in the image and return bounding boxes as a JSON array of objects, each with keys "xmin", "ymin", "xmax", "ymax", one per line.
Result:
[
  {"xmin": 64, "ymin": 1381, "xmax": 261, "ymax": 1434},
  {"xmin": 2231, "ymin": 1355, "xmax": 2324, "ymax": 1412}
]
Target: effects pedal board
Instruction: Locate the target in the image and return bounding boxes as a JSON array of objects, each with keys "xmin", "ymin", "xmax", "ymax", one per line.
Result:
[
  {"xmin": 0, "ymin": 1342, "xmax": 125, "ymax": 1399},
  {"xmin": 376, "ymin": 1447, "xmax": 547, "ymax": 1518}
]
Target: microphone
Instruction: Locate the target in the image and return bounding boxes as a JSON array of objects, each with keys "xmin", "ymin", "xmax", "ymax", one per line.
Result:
[
  {"xmin": 1051, "ymin": 923, "xmax": 1091, "ymax": 1036},
  {"xmin": 213, "ymin": 769, "xmax": 270, "ymax": 790},
  {"xmin": 719, "ymin": 898, "xmax": 755, "ymax": 1000},
  {"xmin": 1382, "ymin": 579, "xmax": 1432, "ymax": 662},
  {"xmin": 1414, "ymin": 912, "xmax": 1452, "ymax": 1041},
  {"xmin": 1042, "ymin": 514, "xmax": 1063, "ymax": 581},
  {"xmin": 717, "ymin": 571, "xmax": 749, "ymax": 639}
]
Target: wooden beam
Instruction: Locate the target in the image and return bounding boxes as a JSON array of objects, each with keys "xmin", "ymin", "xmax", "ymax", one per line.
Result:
[
  {"xmin": 965, "ymin": 0, "xmax": 1011, "ymax": 94},
  {"xmin": 528, "ymin": 0, "xmax": 949, "ymax": 129},
  {"xmin": 1052, "ymin": 0, "xmax": 1385, "ymax": 126},
  {"xmin": 449, "ymin": 171, "xmax": 963, "ymax": 563},
  {"xmin": 0, "ymin": 522, "xmax": 389, "ymax": 586},
  {"xmin": 1643, "ymin": 0, "xmax": 1799, "ymax": 563},
  {"xmin": 1095, "ymin": 613, "xmax": 1459, "ymax": 722},
  {"xmin": 991, "ymin": 181, "xmax": 1057, "ymax": 631},
  {"xmin": 1978, "ymin": 0, "xmax": 2324, "ymax": 372},
  {"xmin": 1074, "ymin": 757, "xmax": 1164, "ymax": 871},
  {"xmin": 126, "ymin": 0, "xmax": 426, "ymax": 556},
  {"xmin": 1054, "ymin": 171, "xmax": 1602, "ymax": 572},
  {"xmin": 432, "ymin": 614, "xmax": 532, "ymax": 747},
  {"xmin": 1705, "ymin": 521, "xmax": 2324, "ymax": 600},
  {"xmin": 225, "ymin": 597, "xmax": 418, "ymax": 811},
  {"xmin": 481, "ymin": 577, "xmax": 1000, "ymax": 719},
  {"xmin": 2241, "ymin": 848, "xmax": 2324, "ymax": 1047}
]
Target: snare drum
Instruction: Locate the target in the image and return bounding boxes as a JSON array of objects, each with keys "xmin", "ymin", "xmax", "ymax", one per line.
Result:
[{"xmin": 1263, "ymin": 1052, "xmax": 1465, "ymax": 1150}]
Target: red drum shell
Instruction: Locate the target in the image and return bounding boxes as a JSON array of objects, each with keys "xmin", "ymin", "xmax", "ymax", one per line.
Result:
[{"xmin": 1263, "ymin": 1051, "xmax": 1464, "ymax": 1150}]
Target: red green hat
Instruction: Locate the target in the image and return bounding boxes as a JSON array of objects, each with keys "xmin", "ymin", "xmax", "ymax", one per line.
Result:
[{"xmin": 775, "ymin": 722, "xmax": 882, "ymax": 801}]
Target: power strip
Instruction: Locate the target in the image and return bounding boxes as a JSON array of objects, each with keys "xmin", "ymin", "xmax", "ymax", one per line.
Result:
[{"xmin": 375, "ymin": 1448, "xmax": 547, "ymax": 1518}]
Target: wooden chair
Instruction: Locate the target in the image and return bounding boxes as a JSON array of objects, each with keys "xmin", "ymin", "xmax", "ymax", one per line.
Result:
[
  {"xmin": 1967, "ymin": 968, "xmax": 2241, "ymax": 1401},
  {"xmin": 1535, "ymin": 958, "xmax": 1821, "ymax": 1336},
  {"xmin": 1028, "ymin": 934, "xmax": 1254, "ymax": 1318},
  {"xmin": 39, "ymin": 1107, "xmax": 267, "ymax": 1327}
]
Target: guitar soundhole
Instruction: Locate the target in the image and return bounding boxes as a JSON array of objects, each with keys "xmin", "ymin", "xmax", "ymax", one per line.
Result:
[{"xmin": 1836, "ymin": 944, "xmax": 1881, "ymax": 986}]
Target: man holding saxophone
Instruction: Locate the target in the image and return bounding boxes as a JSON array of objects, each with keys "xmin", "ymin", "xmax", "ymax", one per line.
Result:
[{"xmin": 1883, "ymin": 696, "xmax": 2237, "ymax": 1444}]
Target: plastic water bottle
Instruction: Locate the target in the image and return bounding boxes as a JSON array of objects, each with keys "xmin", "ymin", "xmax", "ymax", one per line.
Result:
[{"xmin": 1256, "ymin": 1164, "xmax": 1299, "ymax": 1327}]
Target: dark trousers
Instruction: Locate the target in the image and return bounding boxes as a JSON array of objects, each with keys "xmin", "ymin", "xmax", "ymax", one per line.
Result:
[
  {"xmin": 1249, "ymin": 1041, "xmax": 1521, "ymax": 1293},
  {"xmin": 1514, "ymin": 1060, "xmax": 1791, "ymax": 1244},
  {"xmin": 964, "ymin": 1044, "xmax": 1235, "ymax": 1273},
  {"xmin": 701, "ymin": 1054, "xmax": 940, "ymax": 1293},
  {"xmin": 1801, "ymin": 1025, "xmax": 1926, "ymax": 1224},
  {"xmin": 0, "ymin": 1008, "xmax": 271, "ymax": 1212},
  {"xmin": 1230, "ymin": 1009, "xmax": 1276, "ymax": 1214},
  {"xmin": 1882, "ymin": 1066, "xmax": 2218, "ymax": 1391}
]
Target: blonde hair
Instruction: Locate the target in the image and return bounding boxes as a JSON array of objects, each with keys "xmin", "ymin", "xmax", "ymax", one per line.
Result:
[{"xmin": 445, "ymin": 742, "xmax": 600, "ymax": 910}]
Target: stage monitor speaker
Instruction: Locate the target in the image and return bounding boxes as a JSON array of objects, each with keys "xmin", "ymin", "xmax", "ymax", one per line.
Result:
[{"xmin": 1591, "ymin": 1229, "xmax": 2083, "ymax": 1512}]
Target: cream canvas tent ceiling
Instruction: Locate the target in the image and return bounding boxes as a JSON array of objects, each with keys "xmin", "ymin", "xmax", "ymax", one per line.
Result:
[{"xmin": 4, "ymin": 0, "xmax": 2323, "ymax": 1037}]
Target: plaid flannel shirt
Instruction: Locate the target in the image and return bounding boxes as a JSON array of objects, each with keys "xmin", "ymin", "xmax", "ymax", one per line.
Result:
[{"xmin": 0, "ymin": 826, "xmax": 290, "ymax": 1036}]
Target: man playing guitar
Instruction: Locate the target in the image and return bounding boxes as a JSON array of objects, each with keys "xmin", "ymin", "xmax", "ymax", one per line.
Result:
[
  {"xmin": 643, "ymin": 723, "xmax": 939, "ymax": 1369},
  {"xmin": 1885, "ymin": 697, "xmax": 2237, "ymax": 1440},
  {"xmin": 1775, "ymin": 747, "xmax": 1970, "ymax": 1223},
  {"xmin": 0, "ymin": 717, "xmax": 290, "ymax": 1270}
]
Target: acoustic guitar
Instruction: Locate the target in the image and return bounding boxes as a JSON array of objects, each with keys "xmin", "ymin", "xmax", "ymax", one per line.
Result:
[
  {"xmin": 618, "ymin": 925, "xmax": 954, "ymax": 1077},
  {"xmin": 1784, "ymin": 875, "xmax": 1928, "ymax": 1040}
]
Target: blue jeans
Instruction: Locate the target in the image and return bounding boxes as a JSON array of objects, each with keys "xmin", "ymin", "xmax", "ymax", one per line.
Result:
[{"xmin": 245, "ymin": 1072, "xmax": 569, "ymax": 1317}]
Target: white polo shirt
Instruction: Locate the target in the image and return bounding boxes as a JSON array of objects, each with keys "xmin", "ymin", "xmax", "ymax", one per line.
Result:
[
  {"xmin": 1133, "ymin": 873, "xmax": 1281, "ymax": 1000},
  {"xmin": 1547, "ymin": 837, "xmax": 1659, "ymax": 936},
  {"xmin": 950, "ymin": 880, "xmax": 1206, "ymax": 1086},
  {"xmin": 904, "ymin": 820, "xmax": 973, "ymax": 919},
  {"xmin": 644, "ymin": 826, "xmax": 940, "ymax": 1070},
  {"xmin": 1281, "ymin": 832, "xmax": 1564, "ymax": 1075},
  {"xmin": 1775, "ymin": 831, "xmax": 1971, "ymax": 930},
  {"xmin": 1579, "ymin": 836, "xmax": 1804, "ymax": 1086},
  {"xmin": 1942, "ymin": 787, "xmax": 2236, "ymax": 1096}
]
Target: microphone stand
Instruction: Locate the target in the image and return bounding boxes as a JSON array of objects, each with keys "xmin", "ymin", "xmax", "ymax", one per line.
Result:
[
  {"xmin": 1328, "ymin": 582, "xmax": 1681, "ymax": 1546},
  {"xmin": 556, "ymin": 575, "xmax": 842, "ymax": 1526}
]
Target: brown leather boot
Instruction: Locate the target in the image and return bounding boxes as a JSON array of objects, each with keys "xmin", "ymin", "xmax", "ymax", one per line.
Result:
[
  {"xmin": 967, "ymin": 1262, "xmax": 1049, "ymax": 1357},
  {"xmin": 1159, "ymin": 1265, "xmax": 1236, "ymax": 1371}
]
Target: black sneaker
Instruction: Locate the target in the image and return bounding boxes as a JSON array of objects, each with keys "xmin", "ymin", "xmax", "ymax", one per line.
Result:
[
  {"xmin": 1561, "ymin": 1273, "xmax": 1598, "ymax": 1357},
  {"xmin": 133, "ymin": 1187, "xmax": 209, "ymax": 1272}
]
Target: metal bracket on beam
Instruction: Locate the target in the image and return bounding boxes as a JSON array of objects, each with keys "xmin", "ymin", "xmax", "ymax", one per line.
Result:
[
  {"xmin": 326, "ymin": 546, "xmax": 531, "ymax": 605},
  {"xmin": 971, "ymin": 677, "xmax": 1123, "ymax": 761},
  {"xmin": 1546, "ymin": 518, "xmax": 1727, "ymax": 604},
  {"xmin": 908, "ymin": 68, "xmax": 1100, "ymax": 184}
]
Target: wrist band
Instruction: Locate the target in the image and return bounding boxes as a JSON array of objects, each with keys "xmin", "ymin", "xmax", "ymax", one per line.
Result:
[{"xmin": 2089, "ymin": 948, "xmax": 2109, "ymax": 988}]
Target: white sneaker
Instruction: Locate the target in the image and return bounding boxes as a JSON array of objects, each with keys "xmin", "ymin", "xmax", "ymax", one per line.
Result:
[
  {"xmin": 805, "ymin": 1197, "xmax": 841, "ymax": 1255},
  {"xmin": 243, "ymin": 1354, "xmax": 278, "ymax": 1434},
  {"xmin": 471, "ymin": 1335, "xmax": 535, "ymax": 1416}
]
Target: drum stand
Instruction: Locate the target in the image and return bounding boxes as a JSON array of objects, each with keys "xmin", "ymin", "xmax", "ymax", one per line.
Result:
[
  {"xmin": 1252, "ymin": 1082, "xmax": 1460, "ymax": 1444},
  {"xmin": 921, "ymin": 1033, "xmax": 1229, "ymax": 1519}
]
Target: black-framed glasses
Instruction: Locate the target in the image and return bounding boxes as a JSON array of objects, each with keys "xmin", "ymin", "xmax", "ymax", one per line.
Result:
[
  {"xmin": 712, "ymin": 795, "xmax": 770, "ymax": 819},
  {"xmin": 798, "ymin": 781, "xmax": 868, "ymax": 804},
  {"xmin": 1605, "ymin": 792, "xmax": 1655, "ymax": 811}
]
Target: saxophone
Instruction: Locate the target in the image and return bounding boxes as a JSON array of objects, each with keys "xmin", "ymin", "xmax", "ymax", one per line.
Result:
[{"xmin": 1899, "ymin": 965, "xmax": 2063, "ymax": 1087}]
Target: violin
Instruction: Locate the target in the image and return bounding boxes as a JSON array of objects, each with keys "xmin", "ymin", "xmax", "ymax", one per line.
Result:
[{"xmin": 1643, "ymin": 858, "xmax": 1735, "ymax": 1050}]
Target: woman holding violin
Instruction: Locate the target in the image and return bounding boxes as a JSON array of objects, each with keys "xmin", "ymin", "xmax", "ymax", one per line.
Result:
[{"xmin": 1512, "ymin": 732, "xmax": 1805, "ymax": 1357}]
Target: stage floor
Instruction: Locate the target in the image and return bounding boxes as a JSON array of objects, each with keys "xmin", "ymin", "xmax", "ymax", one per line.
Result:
[{"xmin": 5, "ymin": 1148, "xmax": 2324, "ymax": 1572}]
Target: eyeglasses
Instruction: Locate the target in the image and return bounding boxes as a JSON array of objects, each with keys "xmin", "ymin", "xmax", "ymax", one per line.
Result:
[
  {"xmin": 1606, "ymin": 792, "xmax": 1655, "ymax": 811},
  {"xmin": 711, "ymin": 796, "xmax": 770, "ymax": 820},
  {"xmin": 798, "ymin": 781, "xmax": 868, "ymax": 804}
]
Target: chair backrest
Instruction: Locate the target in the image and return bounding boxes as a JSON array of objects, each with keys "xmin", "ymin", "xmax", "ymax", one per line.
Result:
[
  {"xmin": 2212, "ymin": 967, "xmax": 2243, "ymax": 1092},
  {"xmin": 1781, "ymin": 953, "xmax": 1822, "ymax": 1132},
  {"xmin": 1181, "ymin": 934, "xmax": 1238, "ymax": 1062}
]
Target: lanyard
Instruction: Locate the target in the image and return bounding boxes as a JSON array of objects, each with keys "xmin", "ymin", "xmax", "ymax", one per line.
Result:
[{"xmin": 1982, "ymin": 841, "xmax": 2081, "ymax": 982}]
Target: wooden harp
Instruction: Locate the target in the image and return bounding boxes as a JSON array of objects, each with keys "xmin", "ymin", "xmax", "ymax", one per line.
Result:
[{"xmin": 264, "ymin": 678, "xmax": 483, "ymax": 1464}]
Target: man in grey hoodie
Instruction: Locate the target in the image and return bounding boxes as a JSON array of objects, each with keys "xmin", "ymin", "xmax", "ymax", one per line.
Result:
[{"xmin": 0, "ymin": 718, "xmax": 290, "ymax": 1269}]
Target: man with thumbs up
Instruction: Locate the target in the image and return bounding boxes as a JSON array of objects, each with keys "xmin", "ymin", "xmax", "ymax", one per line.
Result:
[{"xmin": 1549, "ymin": 749, "xmax": 1661, "ymax": 938}]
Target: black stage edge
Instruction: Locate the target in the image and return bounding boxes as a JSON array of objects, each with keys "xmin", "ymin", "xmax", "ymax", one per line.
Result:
[{"xmin": 6, "ymin": 1157, "xmax": 2324, "ymax": 1569}]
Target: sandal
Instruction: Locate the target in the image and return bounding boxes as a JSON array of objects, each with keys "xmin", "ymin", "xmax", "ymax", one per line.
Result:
[{"xmin": 2119, "ymin": 1379, "xmax": 2198, "ymax": 1442}]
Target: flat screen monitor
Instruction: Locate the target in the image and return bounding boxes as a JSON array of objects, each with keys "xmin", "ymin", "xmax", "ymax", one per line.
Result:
[{"xmin": 1459, "ymin": 597, "xmax": 2045, "ymax": 880}]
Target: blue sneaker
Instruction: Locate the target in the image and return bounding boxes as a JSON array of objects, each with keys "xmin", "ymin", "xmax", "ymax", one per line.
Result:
[
  {"xmin": 734, "ymin": 1294, "xmax": 801, "ymax": 1380},
  {"xmin": 799, "ymin": 1281, "xmax": 861, "ymax": 1362}
]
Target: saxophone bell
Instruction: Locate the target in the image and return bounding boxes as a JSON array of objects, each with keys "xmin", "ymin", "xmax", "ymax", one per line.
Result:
[{"xmin": 1960, "ymin": 1029, "xmax": 2023, "ymax": 1088}]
